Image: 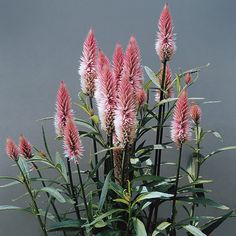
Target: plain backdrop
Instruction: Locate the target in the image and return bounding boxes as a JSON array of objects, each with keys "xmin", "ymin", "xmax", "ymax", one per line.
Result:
[{"xmin": 0, "ymin": 0, "xmax": 236, "ymax": 235}]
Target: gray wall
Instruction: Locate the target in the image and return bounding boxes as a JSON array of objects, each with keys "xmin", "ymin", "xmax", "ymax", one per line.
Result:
[{"xmin": 0, "ymin": 0, "xmax": 235, "ymax": 235}]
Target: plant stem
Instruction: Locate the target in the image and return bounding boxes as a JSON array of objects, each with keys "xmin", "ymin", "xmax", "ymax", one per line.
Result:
[
  {"xmin": 89, "ymin": 97, "xmax": 99, "ymax": 182},
  {"xmin": 32, "ymin": 162, "xmax": 67, "ymax": 236},
  {"xmin": 170, "ymin": 144, "xmax": 183, "ymax": 224},
  {"xmin": 125, "ymin": 205, "xmax": 131, "ymax": 236},
  {"xmin": 66, "ymin": 159, "xmax": 85, "ymax": 236},
  {"xmin": 77, "ymin": 164, "xmax": 90, "ymax": 222},
  {"xmin": 154, "ymin": 60, "xmax": 167, "ymax": 176},
  {"xmin": 148, "ymin": 61, "xmax": 167, "ymax": 231},
  {"xmin": 191, "ymin": 124, "xmax": 200, "ymax": 224},
  {"xmin": 15, "ymin": 160, "xmax": 48, "ymax": 236},
  {"xmin": 121, "ymin": 145, "xmax": 127, "ymax": 188}
]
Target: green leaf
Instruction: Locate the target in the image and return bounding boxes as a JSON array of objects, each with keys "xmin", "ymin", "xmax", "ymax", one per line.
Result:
[
  {"xmin": 201, "ymin": 211, "xmax": 233, "ymax": 235},
  {"xmin": 144, "ymin": 66, "xmax": 160, "ymax": 88},
  {"xmin": 99, "ymin": 170, "xmax": 113, "ymax": 211},
  {"xmin": 96, "ymin": 231, "xmax": 121, "ymax": 236},
  {"xmin": 178, "ymin": 197, "xmax": 229, "ymax": 210},
  {"xmin": 113, "ymin": 198, "xmax": 129, "ymax": 205},
  {"xmin": 86, "ymin": 209, "xmax": 126, "ymax": 227},
  {"xmin": 74, "ymin": 118, "xmax": 97, "ymax": 133},
  {"xmin": 183, "ymin": 225, "xmax": 206, "ymax": 236},
  {"xmin": 55, "ymin": 152, "xmax": 68, "ymax": 182},
  {"xmin": 203, "ymin": 146, "xmax": 236, "ymax": 164},
  {"xmin": 38, "ymin": 187, "xmax": 66, "ymax": 203},
  {"xmin": 134, "ymin": 192, "xmax": 173, "ymax": 206},
  {"xmin": 91, "ymin": 115, "xmax": 99, "ymax": 124},
  {"xmin": 47, "ymin": 219, "xmax": 85, "ymax": 232},
  {"xmin": 131, "ymin": 175, "xmax": 166, "ymax": 184},
  {"xmin": 0, "ymin": 180, "xmax": 20, "ymax": 188},
  {"xmin": 205, "ymin": 130, "xmax": 223, "ymax": 141},
  {"xmin": 18, "ymin": 156, "xmax": 30, "ymax": 179},
  {"xmin": 152, "ymin": 222, "xmax": 171, "ymax": 236},
  {"xmin": 0, "ymin": 205, "xmax": 26, "ymax": 211},
  {"xmin": 132, "ymin": 217, "xmax": 147, "ymax": 236}
]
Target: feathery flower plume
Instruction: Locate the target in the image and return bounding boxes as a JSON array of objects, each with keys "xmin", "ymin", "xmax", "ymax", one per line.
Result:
[
  {"xmin": 114, "ymin": 76, "xmax": 137, "ymax": 146},
  {"xmin": 155, "ymin": 3, "xmax": 176, "ymax": 62},
  {"xmin": 54, "ymin": 81, "xmax": 73, "ymax": 137},
  {"xmin": 155, "ymin": 63, "xmax": 174, "ymax": 102},
  {"xmin": 190, "ymin": 103, "xmax": 202, "ymax": 125},
  {"xmin": 63, "ymin": 118, "xmax": 83, "ymax": 163},
  {"xmin": 19, "ymin": 135, "xmax": 33, "ymax": 159},
  {"xmin": 185, "ymin": 72, "xmax": 192, "ymax": 85},
  {"xmin": 123, "ymin": 36, "xmax": 143, "ymax": 93},
  {"xmin": 6, "ymin": 138, "xmax": 19, "ymax": 161},
  {"xmin": 112, "ymin": 44, "xmax": 124, "ymax": 92},
  {"xmin": 171, "ymin": 90, "xmax": 191, "ymax": 146},
  {"xmin": 136, "ymin": 88, "xmax": 147, "ymax": 107},
  {"xmin": 95, "ymin": 50, "xmax": 116, "ymax": 134},
  {"xmin": 78, "ymin": 29, "xmax": 97, "ymax": 97}
]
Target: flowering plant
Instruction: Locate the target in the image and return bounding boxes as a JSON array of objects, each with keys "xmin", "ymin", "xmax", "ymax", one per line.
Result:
[{"xmin": 2, "ymin": 3, "xmax": 236, "ymax": 236}]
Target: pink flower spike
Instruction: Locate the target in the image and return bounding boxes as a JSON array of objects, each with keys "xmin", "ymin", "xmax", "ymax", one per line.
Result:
[
  {"xmin": 156, "ymin": 3, "xmax": 176, "ymax": 62},
  {"xmin": 63, "ymin": 118, "xmax": 83, "ymax": 163},
  {"xmin": 113, "ymin": 44, "xmax": 124, "ymax": 92},
  {"xmin": 95, "ymin": 50, "xmax": 116, "ymax": 134},
  {"xmin": 19, "ymin": 135, "xmax": 33, "ymax": 159},
  {"xmin": 6, "ymin": 138, "xmax": 19, "ymax": 161},
  {"xmin": 54, "ymin": 81, "xmax": 73, "ymax": 137},
  {"xmin": 185, "ymin": 73, "xmax": 192, "ymax": 85},
  {"xmin": 155, "ymin": 63, "xmax": 174, "ymax": 102},
  {"xmin": 136, "ymin": 88, "xmax": 147, "ymax": 107},
  {"xmin": 114, "ymin": 76, "xmax": 137, "ymax": 146},
  {"xmin": 190, "ymin": 103, "xmax": 202, "ymax": 124},
  {"xmin": 78, "ymin": 28, "xmax": 97, "ymax": 97},
  {"xmin": 123, "ymin": 36, "xmax": 143, "ymax": 93},
  {"xmin": 171, "ymin": 90, "xmax": 191, "ymax": 146}
]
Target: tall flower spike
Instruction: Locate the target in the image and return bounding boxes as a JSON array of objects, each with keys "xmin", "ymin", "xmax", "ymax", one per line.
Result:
[
  {"xmin": 190, "ymin": 103, "xmax": 202, "ymax": 125},
  {"xmin": 78, "ymin": 28, "xmax": 97, "ymax": 97},
  {"xmin": 54, "ymin": 81, "xmax": 73, "ymax": 137},
  {"xmin": 155, "ymin": 63, "xmax": 174, "ymax": 102},
  {"xmin": 113, "ymin": 43, "xmax": 124, "ymax": 92},
  {"xmin": 156, "ymin": 3, "xmax": 176, "ymax": 62},
  {"xmin": 6, "ymin": 138, "xmax": 19, "ymax": 161},
  {"xmin": 123, "ymin": 36, "xmax": 143, "ymax": 93},
  {"xmin": 114, "ymin": 76, "xmax": 137, "ymax": 146},
  {"xmin": 19, "ymin": 135, "xmax": 33, "ymax": 159},
  {"xmin": 95, "ymin": 50, "xmax": 116, "ymax": 134},
  {"xmin": 63, "ymin": 118, "xmax": 83, "ymax": 163},
  {"xmin": 171, "ymin": 90, "xmax": 191, "ymax": 146}
]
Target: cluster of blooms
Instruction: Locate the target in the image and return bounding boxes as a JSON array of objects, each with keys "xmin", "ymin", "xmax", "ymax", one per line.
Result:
[
  {"xmin": 5, "ymin": 3, "xmax": 202, "ymax": 165},
  {"xmin": 79, "ymin": 29, "xmax": 145, "ymax": 148}
]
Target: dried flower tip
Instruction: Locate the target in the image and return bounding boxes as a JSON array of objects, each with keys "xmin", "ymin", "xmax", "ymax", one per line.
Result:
[
  {"xmin": 185, "ymin": 73, "xmax": 192, "ymax": 85},
  {"xmin": 95, "ymin": 50, "xmax": 116, "ymax": 134},
  {"xmin": 6, "ymin": 138, "xmax": 19, "ymax": 161},
  {"xmin": 155, "ymin": 63, "xmax": 174, "ymax": 102},
  {"xmin": 171, "ymin": 90, "xmax": 191, "ymax": 146},
  {"xmin": 54, "ymin": 81, "xmax": 73, "ymax": 137},
  {"xmin": 64, "ymin": 118, "xmax": 83, "ymax": 163},
  {"xmin": 190, "ymin": 103, "xmax": 202, "ymax": 124},
  {"xmin": 19, "ymin": 135, "xmax": 33, "ymax": 159},
  {"xmin": 155, "ymin": 3, "xmax": 176, "ymax": 62}
]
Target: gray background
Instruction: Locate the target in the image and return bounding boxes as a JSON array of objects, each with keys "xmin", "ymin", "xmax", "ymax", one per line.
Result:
[{"xmin": 0, "ymin": 0, "xmax": 235, "ymax": 235}]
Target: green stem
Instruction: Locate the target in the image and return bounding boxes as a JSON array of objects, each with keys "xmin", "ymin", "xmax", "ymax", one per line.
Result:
[
  {"xmin": 66, "ymin": 159, "xmax": 85, "ymax": 236},
  {"xmin": 191, "ymin": 124, "xmax": 200, "ymax": 224},
  {"xmin": 125, "ymin": 205, "xmax": 131, "ymax": 236},
  {"xmin": 121, "ymin": 146, "xmax": 127, "ymax": 188},
  {"xmin": 171, "ymin": 144, "xmax": 183, "ymax": 224},
  {"xmin": 15, "ymin": 160, "xmax": 48, "ymax": 236},
  {"xmin": 148, "ymin": 61, "xmax": 167, "ymax": 232},
  {"xmin": 89, "ymin": 97, "xmax": 99, "ymax": 182},
  {"xmin": 77, "ymin": 164, "xmax": 90, "ymax": 222},
  {"xmin": 32, "ymin": 163, "xmax": 67, "ymax": 236}
]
